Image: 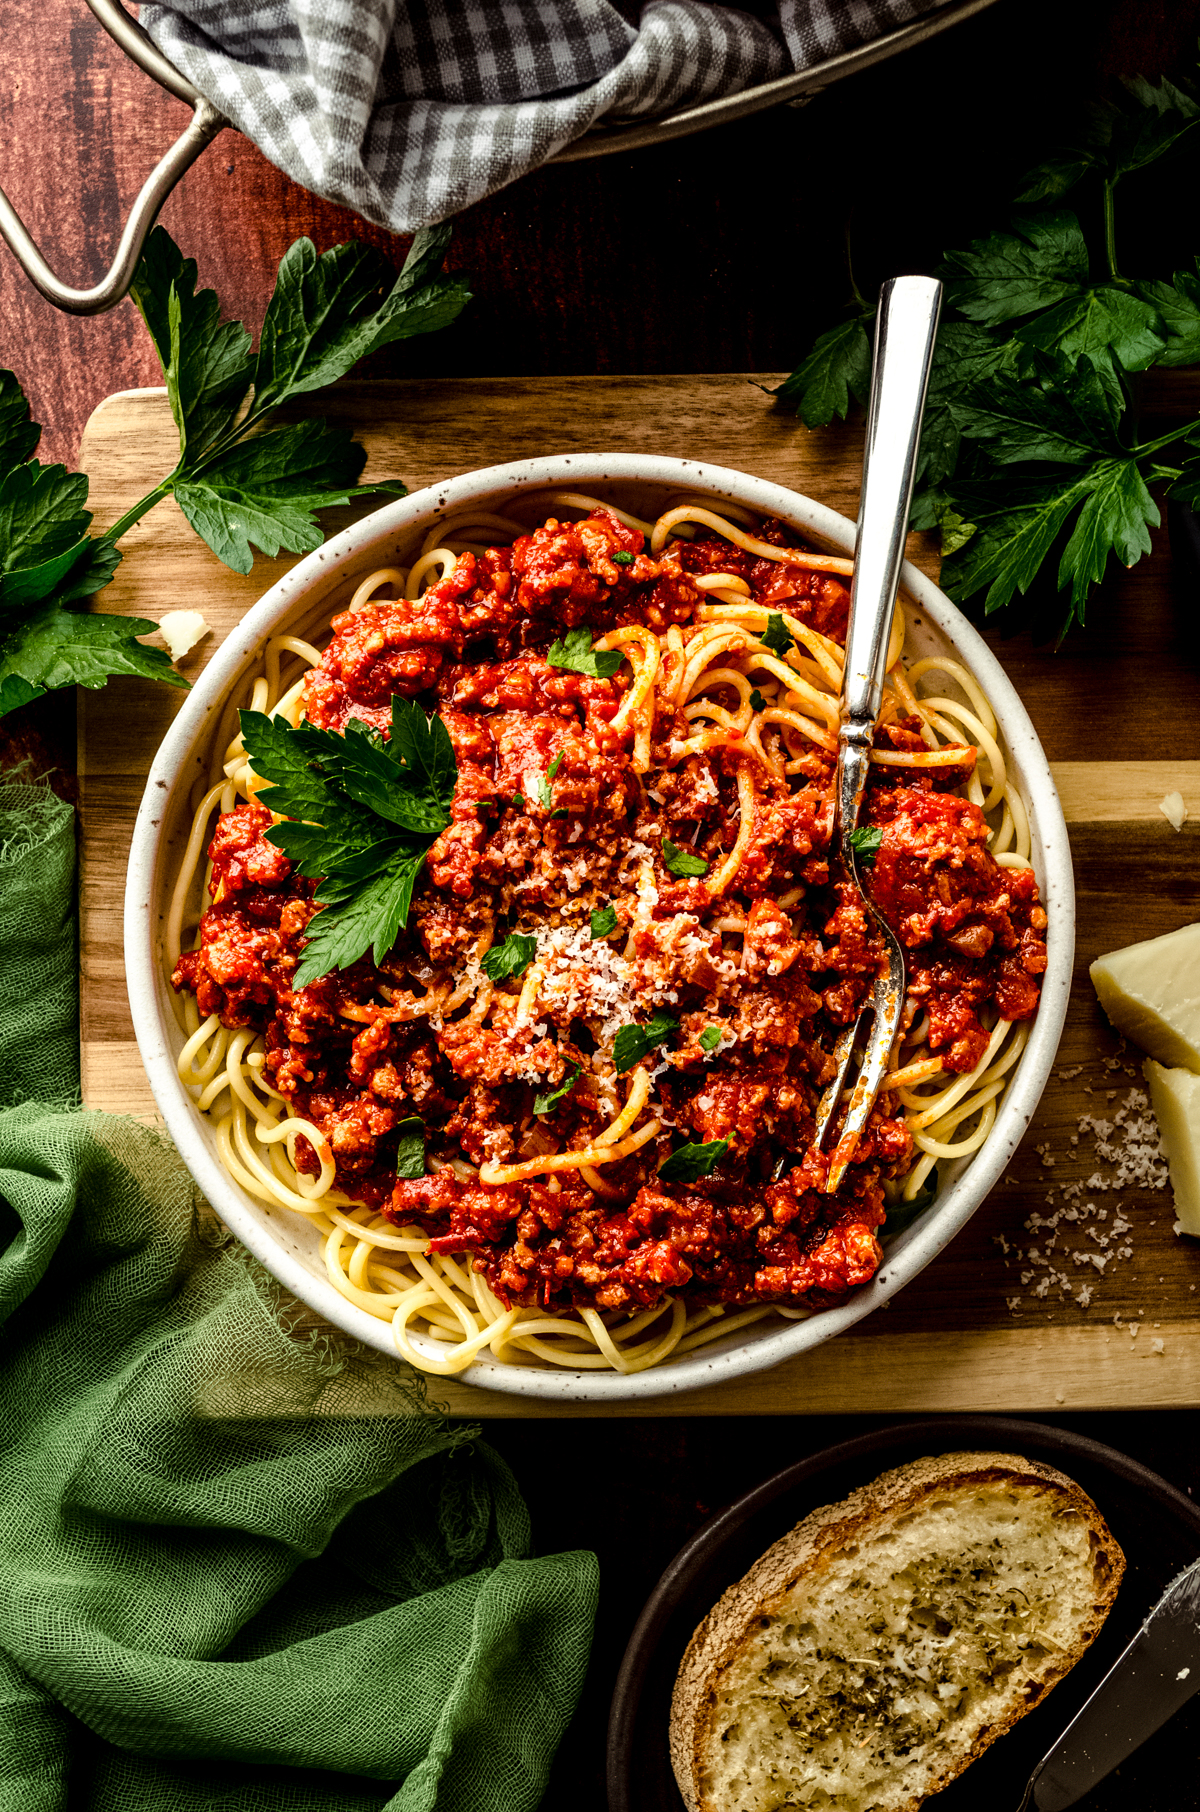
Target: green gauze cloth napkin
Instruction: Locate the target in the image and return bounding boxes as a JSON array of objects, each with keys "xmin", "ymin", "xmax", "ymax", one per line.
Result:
[{"xmin": 0, "ymin": 772, "xmax": 598, "ymax": 1812}]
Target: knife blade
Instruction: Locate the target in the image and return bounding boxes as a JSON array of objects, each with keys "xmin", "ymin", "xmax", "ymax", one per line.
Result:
[{"xmin": 1024, "ymin": 1555, "xmax": 1200, "ymax": 1810}]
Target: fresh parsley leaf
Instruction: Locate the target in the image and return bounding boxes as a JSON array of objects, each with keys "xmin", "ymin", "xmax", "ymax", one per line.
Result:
[
  {"xmin": 481, "ymin": 932, "xmax": 538, "ymax": 981},
  {"xmin": 512, "ymin": 792, "xmax": 525, "ymax": 810},
  {"xmin": 613, "ymin": 1013, "xmax": 678, "ymax": 1073},
  {"xmin": 394, "ymin": 1115, "xmax": 426, "ymax": 1180},
  {"xmin": 916, "ymin": 322, "xmax": 1020, "ymax": 492},
  {"xmin": 941, "ymin": 210, "xmax": 1088, "ymax": 327},
  {"xmin": 0, "ymin": 674, "xmax": 41, "ymax": 719},
  {"xmin": 130, "ymin": 228, "xmax": 254, "ymax": 461},
  {"xmin": 590, "ymin": 904, "xmax": 618, "ymax": 939},
  {"xmin": 0, "ymin": 370, "xmax": 40, "ymax": 480},
  {"xmin": 239, "ymin": 709, "xmax": 348, "ymax": 825},
  {"xmin": 293, "ymin": 851, "xmax": 428, "ymax": 988},
  {"xmin": 173, "ymin": 419, "xmax": 401, "ymax": 576},
  {"xmin": 950, "ymin": 364, "xmax": 1116, "ymax": 467},
  {"xmin": 547, "ymin": 751, "xmax": 564, "ymax": 781},
  {"xmin": 241, "ymin": 698, "xmax": 456, "ymax": 985},
  {"xmin": 533, "ymin": 767, "xmax": 552, "ymax": 810},
  {"xmin": 1104, "ymin": 75, "xmax": 1200, "ymax": 182},
  {"xmin": 1137, "ymin": 265, "xmax": 1200, "ymax": 367},
  {"xmin": 0, "ymin": 531, "xmax": 119, "ymax": 614},
  {"xmin": 939, "ymin": 472, "xmax": 1095, "ymax": 617},
  {"xmin": 0, "ymin": 463, "xmax": 92, "ymax": 583},
  {"xmin": 253, "ymin": 227, "xmax": 471, "ymax": 413},
  {"xmin": 1014, "ymin": 286, "xmax": 1165, "ymax": 376},
  {"xmin": 545, "ymin": 626, "xmax": 623, "ymax": 678},
  {"xmin": 662, "ymin": 838, "xmax": 709, "ymax": 878},
  {"xmin": 760, "ymin": 612, "xmax": 794, "ymax": 658},
  {"xmin": 748, "ymin": 689, "xmax": 766, "ymax": 713},
  {"xmin": 1056, "ymin": 458, "xmax": 1159, "ymax": 615},
  {"xmin": 611, "ymin": 549, "xmax": 634, "ymax": 566},
  {"xmin": 772, "ymin": 309, "xmax": 874, "ymax": 427},
  {"xmin": 659, "ymin": 1139, "xmax": 730, "ymax": 1183},
  {"xmin": 847, "ymin": 826, "xmax": 884, "ymax": 864},
  {"xmin": 698, "ymin": 1025, "xmax": 722, "ymax": 1053},
  {"xmin": 533, "ymin": 1065, "xmax": 580, "ymax": 1116},
  {"xmin": 0, "ymin": 602, "xmax": 187, "ymax": 701},
  {"xmin": 127, "ymin": 224, "xmax": 461, "ymax": 574},
  {"xmin": 937, "ymin": 508, "xmax": 978, "ymax": 558},
  {"xmin": 1016, "ymin": 148, "xmax": 1099, "ymax": 204},
  {"xmin": 313, "ymin": 701, "xmax": 455, "ymax": 834}
]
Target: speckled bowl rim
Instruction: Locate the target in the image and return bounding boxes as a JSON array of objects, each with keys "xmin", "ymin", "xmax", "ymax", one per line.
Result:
[{"xmin": 125, "ymin": 452, "xmax": 1073, "ymax": 1404}]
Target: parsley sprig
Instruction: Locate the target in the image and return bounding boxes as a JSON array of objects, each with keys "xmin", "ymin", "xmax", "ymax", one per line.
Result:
[
  {"xmin": 662, "ymin": 838, "xmax": 709, "ymax": 879},
  {"xmin": 847, "ymin": 826, "xmax": 884, "ymax": 865},
  {"xmin": 775, "ymin": 67, "xmax": 1200, "ymax": 633},
  {"xmin": 659, "ymin": 1139, "xmax": 729, "ymax": 1183},
  {"xmin": 240, "ymin": 696, "xmax": 456, "ymax": 988},
  {"xmin": 760, "ymin": 613, "xmax": 794, "ymax": 659},
  {"xmin": 482, "ymin": 932, "xmax": 538, "ymax": 981},
  {"xmin": 533, "ymin": 1066, "xmax": 580, "ymax": 1116},
  {"xmin": 613, "ymin": 1013, "xmax": 678, "ymax": 1073},
  {"xmin": 546, "ymin": 626, "xmax": 624, "ymax": 678},
  {"xmin": 0, "ymin": 225, "xmax": 469, "ymax": 720}
]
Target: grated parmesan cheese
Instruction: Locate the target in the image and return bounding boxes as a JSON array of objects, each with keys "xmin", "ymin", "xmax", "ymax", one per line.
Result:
[
  {"xmin": 1159, "ymin": 791, "xmax": 1188, "ymax": 831},
  {"xmin": 158, "ymin": 610, "xmax": 209, "ymax": 662}
]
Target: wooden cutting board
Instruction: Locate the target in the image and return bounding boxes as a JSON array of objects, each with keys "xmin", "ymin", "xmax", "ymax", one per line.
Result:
[{"xmin": 78, "ymin": 377, "xmax": 1200, "ymax": 1418}]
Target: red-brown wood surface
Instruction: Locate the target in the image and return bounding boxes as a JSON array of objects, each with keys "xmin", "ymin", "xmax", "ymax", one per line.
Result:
[{"xmin": 1, "ymin": 0, "xmax": 1198, "ymax": 467}]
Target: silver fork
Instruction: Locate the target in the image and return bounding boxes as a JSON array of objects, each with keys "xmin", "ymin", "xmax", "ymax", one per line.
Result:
[{"xmin": 813, "ymin": 275, "xmax": 943, "ymax": 1192}]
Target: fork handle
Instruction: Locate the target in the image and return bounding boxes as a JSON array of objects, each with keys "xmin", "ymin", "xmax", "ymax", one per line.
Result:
[{"xmin": 839, "ymin": 274, "xmax": 943, "ymax": 833}]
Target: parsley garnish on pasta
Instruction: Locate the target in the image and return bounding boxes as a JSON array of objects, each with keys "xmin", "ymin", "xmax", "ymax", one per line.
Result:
[
  {"xmin": 482, "ymin": 933, "xmax": 538, "ymax": 981},
  {"xmin": 590, "ymin": 904, "xmax": 618, "ymax": 939},
  {"xmin": 760, "ymin": 613, "xmax": 794, "ymax": 658},
  {"xmin": 662, "ymin": 839, "xmax": 710, "ymax": 878},
  {"xmin": 533, "ymin": 1067, "xmax": 581, "ymax": 1116},
  {"xmin": 659, "ymin": 1139, "xmax": 730, "ymax": 1182},
  {"xmin": 613, "ymin": 1013, "xmax": 678, "ymax": 1073},
  {"xmin": 847, "ymin": 826, "xmax": 884, "ymax": 864},
  {"xmin": 239, "ymin": 695, "xmax": 456, "ymax": 986},
  {"xmin": 394, "ymin": 1116, "xmax": 427, "ymax": 1180},
  {"xmin": 545, "ymin": 626, "xmax": 624, "ymax": 678}
]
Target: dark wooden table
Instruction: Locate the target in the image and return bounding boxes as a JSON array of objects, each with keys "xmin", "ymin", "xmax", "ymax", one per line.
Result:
[{"xmin": 6, "ymin": 3, "xmax": 1200, "ymax": 1807}]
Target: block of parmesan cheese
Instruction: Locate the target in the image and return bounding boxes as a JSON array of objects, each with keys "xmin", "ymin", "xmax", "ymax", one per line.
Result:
[
  {"xmin": 1144, "ymin": 1061, "xmax": 1200, "ymax": 1236},
  {"xmin": 1090, "ymin": 923, "xmax": 1200, "ymax": 1071}
]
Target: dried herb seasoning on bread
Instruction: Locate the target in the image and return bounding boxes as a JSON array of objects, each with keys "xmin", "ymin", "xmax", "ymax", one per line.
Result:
[{"xmin": 670, "ymin": 1450, "xmax": 1124, "ymax": 1812}]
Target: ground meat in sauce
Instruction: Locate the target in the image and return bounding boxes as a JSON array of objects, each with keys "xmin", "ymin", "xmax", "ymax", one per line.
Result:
[{"xmin": 173, "ymin": 509, "xmax": 1047, "ymax": 1319}]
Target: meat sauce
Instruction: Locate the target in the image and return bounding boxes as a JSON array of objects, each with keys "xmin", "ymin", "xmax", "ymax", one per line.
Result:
[{"xmin": 174, "ymin": 510, "xmax": 1047, "ymax": 1319}]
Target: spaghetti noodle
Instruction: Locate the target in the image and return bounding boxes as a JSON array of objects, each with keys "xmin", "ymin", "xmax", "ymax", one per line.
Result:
[{"xmin": 167, "ymin": 494, "xmax": 1046, "ymax": 1377}]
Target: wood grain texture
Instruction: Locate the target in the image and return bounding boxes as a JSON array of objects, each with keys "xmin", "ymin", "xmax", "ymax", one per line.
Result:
[
  {"xmin": 5, "ymin": 0, "xmax": 1200, "ymax": 468},
  {"xmin": 77, "ymin": 376, "xmax": 1200, "ymax": 1414},
  {"xmin": 427, "ymin": 1323, "xmax": 1200, "ymax": 1417}
]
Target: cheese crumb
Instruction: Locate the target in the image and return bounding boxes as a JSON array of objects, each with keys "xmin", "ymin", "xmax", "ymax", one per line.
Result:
[
  {"xmin": 1159, "ymin": 791, "xmax": 1188, "ymax": 831},
  {"xmin": 158, "ymin": 610, "xmax": 209, "ymax": 662}
]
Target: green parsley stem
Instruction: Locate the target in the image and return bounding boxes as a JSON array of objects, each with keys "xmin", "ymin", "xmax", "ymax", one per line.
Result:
[
  {"xmin": 844, "ymin": 214, "xmax": 867, "ymax": 313},
  {"xmin": 1130, "ymin": 420, "xmax": 1200, "ymax": 459},
  {"xmin": 1102, "ymin": 177, "xmax": 1124, "ymax": 286},
  {"xmin": 103, "ymin": 480, "xmax": 176, "ymax": 545}
]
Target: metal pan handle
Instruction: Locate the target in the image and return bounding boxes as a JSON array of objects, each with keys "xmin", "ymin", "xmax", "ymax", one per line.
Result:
[{"xmin": 0, "ymin": 0, "xmax": 227, "ymax": 315}]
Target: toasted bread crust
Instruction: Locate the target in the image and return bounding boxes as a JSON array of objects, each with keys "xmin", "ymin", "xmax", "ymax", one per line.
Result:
[{"xmin": 669, "ymin": 1450, "xmax": 1125, "ymax": 1812}]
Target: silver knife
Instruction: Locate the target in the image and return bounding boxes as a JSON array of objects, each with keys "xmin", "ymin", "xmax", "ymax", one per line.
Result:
[{"xmin": 1019, "ymin": 1556, "xmax": 1200, "ymax": 1809}]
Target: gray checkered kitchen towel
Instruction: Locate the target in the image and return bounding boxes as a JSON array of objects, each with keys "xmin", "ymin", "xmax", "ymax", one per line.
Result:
[{"xmin": 141, "ymin": 1, "xmax": 951, "ymax": 231}]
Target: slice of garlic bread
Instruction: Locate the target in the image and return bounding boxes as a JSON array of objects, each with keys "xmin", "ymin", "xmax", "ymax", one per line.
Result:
[{"xmin": 670, "ymin": 1451, "xmax": 1124, "ymax": 1812}]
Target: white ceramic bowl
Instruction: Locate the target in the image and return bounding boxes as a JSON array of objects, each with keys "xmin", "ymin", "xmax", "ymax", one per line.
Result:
[{"xmin": 125, "ymin": 454, "xmax": 1073, "ymax": 1402}]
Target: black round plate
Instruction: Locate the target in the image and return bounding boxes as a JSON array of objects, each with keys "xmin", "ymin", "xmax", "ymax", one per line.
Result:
[{"xmin": 607, "ymin": 1416, "xmax": 1200, "ymax": 1812}]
